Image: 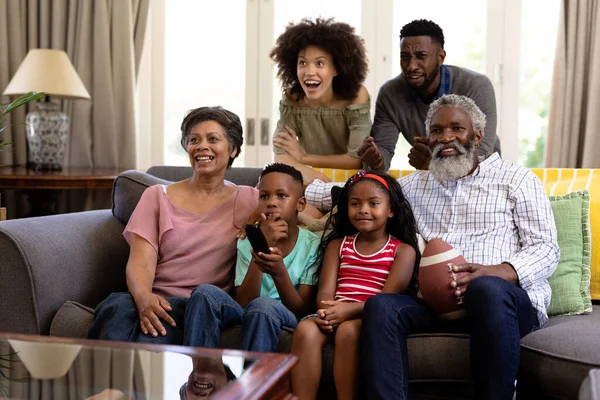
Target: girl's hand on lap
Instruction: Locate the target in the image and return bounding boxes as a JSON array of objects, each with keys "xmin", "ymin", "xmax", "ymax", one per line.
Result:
[
  {"xmin": 134, "ymin": 293, "xmax": 176, "ymax": 337},
  {"xmin": 321, "ymin": 302, "xmax": 354, "ymax": 327},
  {"xmin": 314, "ymin": 314, "xmax": 334, "ymax": 333}
]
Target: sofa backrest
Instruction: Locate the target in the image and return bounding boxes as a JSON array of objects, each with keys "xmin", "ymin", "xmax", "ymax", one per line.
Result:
[
  {"xmin": 112, "ymin": 166, "xmax": 263, "ymax": 225},
  {"xmin": 146, "ymin": 166, "xmax": 263, "ymax": 187}
]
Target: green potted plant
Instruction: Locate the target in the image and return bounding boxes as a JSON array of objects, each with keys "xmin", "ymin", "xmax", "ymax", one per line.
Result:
[
  {"xmin": 0, "ymin": 91, "xmax": 45, "ymax": 220},
  {"xmin": 0, "ymin": 91, "xmax": 46, "ymax": 154},
  {"xmin": 0, "ymin": 342, "xmax": 28, "ymax": 399}
]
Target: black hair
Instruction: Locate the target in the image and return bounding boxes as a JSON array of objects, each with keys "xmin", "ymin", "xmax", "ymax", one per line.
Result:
[
  {"xmin": 400, "ymin": 19, "xmax": 445, "ymax": 48},
  {"xmin": 270, "ymin": 17, "xmax": 368, "ymax": 101},
  {"xmin": 179, "ymin": 106, "xmax": 243, "ymax": 168},
  {"xmin": 314, "ymin": 170, "xmax": 420, "ymax": 293},
  {"xmin": 260, "ymin": 162, "xmax": 304, "ymax": 187}
]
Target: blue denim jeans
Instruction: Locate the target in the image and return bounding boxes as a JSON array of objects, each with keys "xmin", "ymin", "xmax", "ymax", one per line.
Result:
[
  {"xmin": 87, "ymin": 292, "xmax": 187, "ymax": 345},
  {"xmin": 171, "ymin": 284, "xmax": 298, "ymax": 352},
  {"xmin": 89, "ymin": 284, "xmax": 298, "ymax": 351},
  {"xmin": 177, "ymin": 284, "xmax": 298, "ymax": 352},
  {"xmin": 240, "ymin": 296, "xmax": 298, "ymax": 352},
  {"xmin": 360, "ymin": 276, "xmax": 539, "ymax": 400}
]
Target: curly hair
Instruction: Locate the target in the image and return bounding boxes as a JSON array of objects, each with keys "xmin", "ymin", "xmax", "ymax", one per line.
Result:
[
  {"xmin": 270, "ymin": 17, "xmax": 368, "ymax": 101},
  {"xmin": 400, "ymin": 19, "xmax": 445, "ymax": 48},
  {"xmin": 313, "ymin": 170, "xmax": 420, "ymax": 294},
  {"xmin": 425, "ymin": 94, "xmax": 487, "ymax": 137},
  {"xmin": 179, "ymin": 106, "xmax": 242, "ymax": 168}
]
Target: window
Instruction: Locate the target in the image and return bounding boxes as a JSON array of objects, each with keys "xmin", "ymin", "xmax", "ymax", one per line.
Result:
[
  {"xmin": 518, "ymin": 0, "xmax": 560, "ymax": 167},
  {"xmin": 390, "ymin": 0, "xmax": 487, "ymax": 170},
  {"xmin": 163, "ymin": 1, "xmax": 247, "ymax": 167},
  {"xmin": 141, "ymin": 0, "xmax": 561, "ymax": 171}
]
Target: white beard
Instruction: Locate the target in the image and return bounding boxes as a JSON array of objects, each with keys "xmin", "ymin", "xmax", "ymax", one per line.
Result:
[{"xmin": 429, "ymin": 140, "xmax": 476, "ymax": 182}]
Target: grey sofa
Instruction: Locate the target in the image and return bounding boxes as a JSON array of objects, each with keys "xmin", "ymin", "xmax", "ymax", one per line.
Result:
[{"xmin": 1, "ymin": 166, "xmax": 599, "ymax": 399}]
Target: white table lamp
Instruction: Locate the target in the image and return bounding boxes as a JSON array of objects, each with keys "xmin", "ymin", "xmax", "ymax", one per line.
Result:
[
  {"xmin": 8, "ymin": 339, "xmax": 82, "ymax": 380},
  {"xmin": 3, "ymin": 49, "xmax": 91, "ymax": 170}
]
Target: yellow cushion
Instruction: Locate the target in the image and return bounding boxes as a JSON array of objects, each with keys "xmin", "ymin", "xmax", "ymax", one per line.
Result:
[{"xmin": 314, "ymin": 167, "xmax": 599, "ymax": 300}]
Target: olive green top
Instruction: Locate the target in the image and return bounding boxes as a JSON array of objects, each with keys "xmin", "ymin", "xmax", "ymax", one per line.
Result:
[{"xmin": 273, "ymin": 94, "xmax": 372, "ymax": 159}]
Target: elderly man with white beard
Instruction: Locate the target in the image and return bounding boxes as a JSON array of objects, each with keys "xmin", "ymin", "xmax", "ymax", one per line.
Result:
[{"xmin": 304, "ymin": 94, "xmax": 560, "ymax": 400}]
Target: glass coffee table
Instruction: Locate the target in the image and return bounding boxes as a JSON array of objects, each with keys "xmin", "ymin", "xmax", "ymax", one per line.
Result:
[{"xmin": 0, "ymin": 332, "xmax": 297, "ymax": 399}]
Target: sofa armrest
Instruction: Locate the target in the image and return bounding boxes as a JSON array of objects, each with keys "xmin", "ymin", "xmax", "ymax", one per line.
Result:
[{"xmin": 0, "ymin": 210, "xmax": 129, "ymax": 335}]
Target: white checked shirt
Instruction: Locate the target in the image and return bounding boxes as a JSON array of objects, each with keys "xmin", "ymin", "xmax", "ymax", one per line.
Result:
[{"xmin": 305, "ymin": 153, "xmax": 560, "ymax": 326}]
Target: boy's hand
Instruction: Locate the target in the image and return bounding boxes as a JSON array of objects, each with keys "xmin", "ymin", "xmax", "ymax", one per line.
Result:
[
  {"xmin": 251, "ymin": 247, "xmax": 286, "ymax": 279},
  {"xmin": 320, "ymin": 301, "xmax": 354, "ymax": 327},
  {"xmin": 260, "ymin": 212, "xmax": 288, "ymax": 246},
  {"xmin": 236, "ymin": 206, "xmax": 262, "ymax": 239}
]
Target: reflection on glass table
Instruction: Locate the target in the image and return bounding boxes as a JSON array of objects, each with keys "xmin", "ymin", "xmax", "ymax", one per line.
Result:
[
  {"xmin": 179, "ymin": 355, "xmax": 238, "ymax": 400},
  {"xmin": 0, "ymin": 332, "xmax": 295, "ymax": 400}
]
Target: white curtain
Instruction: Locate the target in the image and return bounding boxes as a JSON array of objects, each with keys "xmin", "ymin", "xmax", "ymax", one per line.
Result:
[
  {"xmin": 3, "ymin": 344, "xmax": 154, "ymax": 400},
  {"xmin": 0, "ymin": 0, "xmax": 150, "ymax": 169},
  {"xmin": 546, "ymin": 0, "xmax": 600, "ymax": 167}
]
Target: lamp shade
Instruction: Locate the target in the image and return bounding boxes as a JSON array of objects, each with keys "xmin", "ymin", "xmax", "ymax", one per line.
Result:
[
  {"xmin": 3, "ymin": 49, "xmax": 90, "ymax": 100},
  {"xmin": 8, "ymin": 339, "xmax": 82, "ymax": 380}
]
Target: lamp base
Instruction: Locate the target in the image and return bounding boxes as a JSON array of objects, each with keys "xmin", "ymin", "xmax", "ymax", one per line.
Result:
[
  {"xmin": 25, "ymin": 101, "xmax": 69, "ymax": 171},
  {"xmin": 26, "ymin": 161, "xmax": 63, "ymax": 171}
]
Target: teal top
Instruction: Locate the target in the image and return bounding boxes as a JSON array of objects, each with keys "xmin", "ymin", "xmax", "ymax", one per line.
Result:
[{"xmin": 235, "ymin": 227, "xmax": 321, "ymax": 301}]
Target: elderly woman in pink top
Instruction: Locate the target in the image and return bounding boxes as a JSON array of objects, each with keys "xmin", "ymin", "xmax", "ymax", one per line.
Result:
[{"xmin": 88, "ymin": 106, "xmax": 258, "ymax": 345}]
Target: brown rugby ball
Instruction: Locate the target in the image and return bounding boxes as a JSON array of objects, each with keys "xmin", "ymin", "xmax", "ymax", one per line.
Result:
[{"xmin": 419, "ymin": 238, "xmax": 468, "ymax": 320}]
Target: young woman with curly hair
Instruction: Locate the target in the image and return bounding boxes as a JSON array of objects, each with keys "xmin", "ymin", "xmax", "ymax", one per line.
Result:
[{"xmin": 270, "ymin": 17, "xmax": 371, "ymax": 185}]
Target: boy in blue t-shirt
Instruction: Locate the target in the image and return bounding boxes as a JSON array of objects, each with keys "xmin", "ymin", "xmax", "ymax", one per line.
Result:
[{"xmin": 185, "ymin": 163, "xmax": 320, "ymax": 352}]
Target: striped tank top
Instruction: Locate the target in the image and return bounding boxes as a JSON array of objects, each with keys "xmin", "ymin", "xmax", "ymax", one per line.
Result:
[{"xmin": 334, "ymin": 234, "xmax": 401, "ymax": 302}]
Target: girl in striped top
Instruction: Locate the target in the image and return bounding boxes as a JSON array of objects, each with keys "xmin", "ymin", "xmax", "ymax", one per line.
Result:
[{"xmin": 290, "ymin": 170, "xmax": 420, "ymax": 400}]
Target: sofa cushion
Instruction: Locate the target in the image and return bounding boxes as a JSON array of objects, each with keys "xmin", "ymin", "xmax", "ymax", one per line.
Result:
[
  {"xmin": 279, "ymin": 330, "xmax": 474, "ymax": 398},
  {"xmin": 112, "ymin": 167, "xmax": 264, "ymax": 226},
  {"xmin": 112, "ymin": 170, "xmax": 170, "ymax": 225},
  {"xmin": 518, "ymin": 305, "xmax": 600, "ymax": 399},
  {"xmin": 547, "ymin": 190, "xmax": 592, "ymax": 316},
  {"xmin": 50, "ymin": 301, "xmax": 95, "ymax": 338}
]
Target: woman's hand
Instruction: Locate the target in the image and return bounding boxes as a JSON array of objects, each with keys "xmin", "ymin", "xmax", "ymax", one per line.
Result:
[
  {"xmin": 300, "ymin": 167, "xmax": 331, "ymax": 185},
  {"xmin": 133, "ymin": 292, "xmax": 176, "ymax": 337},
  {"xmin": 273, "ymin": 126, "xmax": 305, "ymax": 162}
]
